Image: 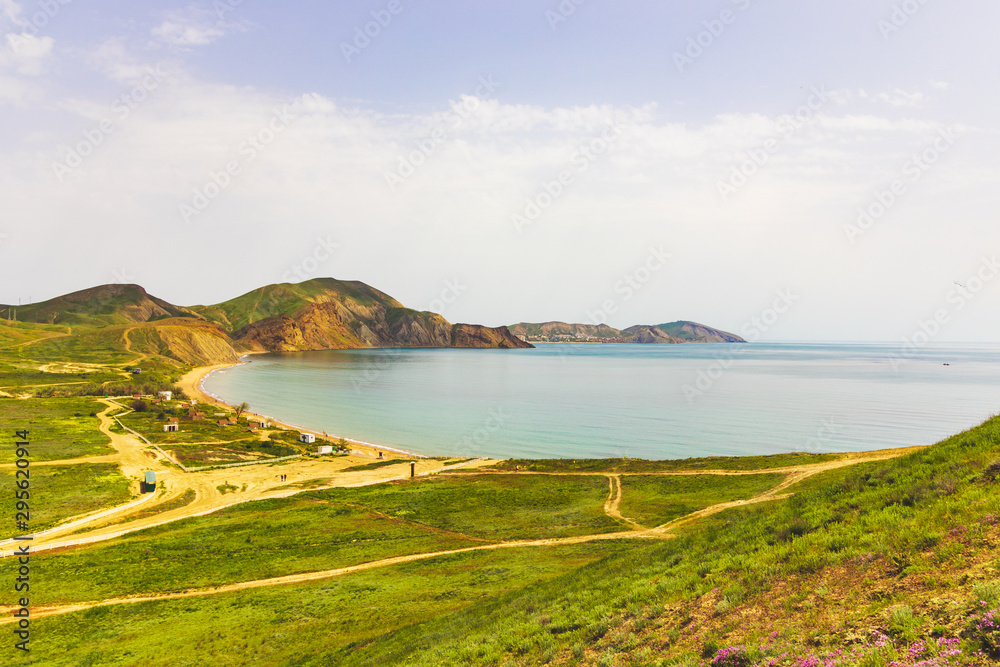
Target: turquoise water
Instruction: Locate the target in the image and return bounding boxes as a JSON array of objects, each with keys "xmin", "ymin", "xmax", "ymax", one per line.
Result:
[{"xmin": 201, "ymin": 343, "xmax": 1000, "ymax": 460}]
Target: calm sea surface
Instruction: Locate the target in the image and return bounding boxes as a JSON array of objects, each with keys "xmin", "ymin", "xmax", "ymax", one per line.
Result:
[{"xmin": 201, "ymin": 343, "xmax": 1000, "ymax": 460}]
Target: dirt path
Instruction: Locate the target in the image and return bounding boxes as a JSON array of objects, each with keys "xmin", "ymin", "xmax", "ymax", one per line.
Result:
[
  {"xmin": 0, "ymin": 441, "xmax": 920, "ymax": 621},
  {"xmin": 122, "ymin": 327, "xmax": 147, "ymax": 365},
  {"xmin": 603, "ymin": 474, "xmax": 645, "ymax": 530},
  {"xmin": 0, "ymin": 529, "xmax": 664, "ymax": 623}
]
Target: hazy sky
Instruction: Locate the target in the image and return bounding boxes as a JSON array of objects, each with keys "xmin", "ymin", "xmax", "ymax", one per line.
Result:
[{"xmin": 1, "ymin": 0, "xmax": 998, "ymax": 341}]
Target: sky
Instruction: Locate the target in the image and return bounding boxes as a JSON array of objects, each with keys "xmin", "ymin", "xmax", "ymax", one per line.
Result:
[{"xmin": 1, "ymin": 0, "xmax": 998, "ymax": 341}]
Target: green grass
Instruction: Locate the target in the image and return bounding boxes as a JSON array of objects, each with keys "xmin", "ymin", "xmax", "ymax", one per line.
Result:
[
  {"xmin": 618, "ymin": 473, "xmax": 785, "ymax": 526},
  {"xmin": 31, "ymin": 497, "xmax": 479, "ymax": 605},
  {"xmin": 341, "ymin": 459, "xmax": 408, "ymax": 472},
  {"xmin": 117, "ymin": 402, "xmax": 302, "ymax": 447},
  {"xmin": 0, "ymin": 464, "xmax": 131, "ymax": 537},
  {"xmin": 23, "ymin": 327, "xmax": 136, "ymax": 364},
  {"xmin": 0, "ymin": 397, "xmax": 114, "ymax": 462},
  {"xmin": 30, "ymin": 473, "xmax": 624, "ymax": 605},
  {"xmin": 168, "ymin": 441, "xmax": 298, "ymax": 467},
  {"xmin": 321, "ymin": 474, "xmax": 623, "ymax": 541},
  {"xmin": 27, "ymin": 542, "xmax": 625, "ymax": 667},
  {"xmin": 358, "ymin": 416, "xmax": 1000, "ymax": 667},
  {"xmin": 116, "ymin": 489, "xmax": 196, "ymax": 525},
  {"xmin": 483, "ymin": 451, "xmax": 840, "ymax": 474}
]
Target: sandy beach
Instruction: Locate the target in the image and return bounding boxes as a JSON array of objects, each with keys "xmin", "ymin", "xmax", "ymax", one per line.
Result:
[{"xmin": 176, "ymin": 357, "xmax": 428, "ymax": 460}]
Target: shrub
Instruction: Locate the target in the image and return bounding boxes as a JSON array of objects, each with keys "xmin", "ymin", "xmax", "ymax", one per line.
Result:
[
  {"xmin": 711, "ymin": 645, "xmax": 751, "ymax": 667},
  {"xmin": 130, "ymin": 399, "xmax": 148, "ymax": 412},
  {"xmin": 967, "ymin": 605, "xmax": 1000, "ymax": 654},
  {"xmin": 984, "ymin": 459, "xmax": 1000, "ymax": 482}
]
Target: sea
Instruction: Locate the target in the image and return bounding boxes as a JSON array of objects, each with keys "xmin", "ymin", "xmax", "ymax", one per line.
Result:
[{"xmin": 200, "ymin": 342, "xmax": 1000, "ymax": 460}]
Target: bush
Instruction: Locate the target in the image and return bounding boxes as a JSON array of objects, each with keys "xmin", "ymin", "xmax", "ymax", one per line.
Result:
[
  {"xmin": 130, "ymin": 399, "xmax": 149, "ymax": 412},
  {"xmin": 711, "ymin": 646, "xmax": 752, "ymax": 667},
  {"xmin": 984, "ymin": 459, "xmax": 1000, "ymax": 482}
]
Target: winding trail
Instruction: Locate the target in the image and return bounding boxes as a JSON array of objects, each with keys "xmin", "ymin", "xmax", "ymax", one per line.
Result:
[
  {"xmin": 603, "ymin": 474, "xmax": 645, "ymax": 530},
  {"xmin": 0, "ymin": 445, "xmax": 922, "ymax": 624}
]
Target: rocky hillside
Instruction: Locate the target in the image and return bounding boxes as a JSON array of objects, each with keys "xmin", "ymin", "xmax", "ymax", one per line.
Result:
[
  {"xmin": 511, "ymin": 320, "xmax": 744, "ymax": 344},
  {"xmin": 508, "ymin": 322, "xmax": 621, "ymax": 339},
  {"xmin": 6, "ymin": 279, "xmax": 531, "ymax": 365},
  {"xmin": 621, "ymin": 321, "xmax": 745, "ymax": 344}
]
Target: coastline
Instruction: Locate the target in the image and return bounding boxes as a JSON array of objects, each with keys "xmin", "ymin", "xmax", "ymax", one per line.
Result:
[{"xmin": 177, "ymin": 355, "xmax": 429, "ymax": 460}]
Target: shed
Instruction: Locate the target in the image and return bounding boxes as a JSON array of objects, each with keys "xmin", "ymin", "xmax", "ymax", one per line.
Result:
[
  {"xmin": 143, "ymin": 471, "xmax": 156, "ymax": 493},
  {"xmin": 299, "ymin": 433, "xmax": 316, "ymax": 444},
  {"xmin": 316, "ymin": 445, "xmax": 333, "ymax": 455},
  {"xmin": 163, "ymin": 423, "xmax": 178, "ymax": 432}
]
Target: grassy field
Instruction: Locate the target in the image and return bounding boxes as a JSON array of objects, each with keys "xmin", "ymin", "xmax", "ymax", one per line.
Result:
[
  {"xmin": 483, "ymin": 451, "xmax": 840, "ymax": 474},
  {"xmin": 341, "ymin": 459, "xmax": 408, "ymax": 472},
  {"xmin": 114, "ymin": 400, "xmax": 304, "ymax": 465},
  {"xmin": 322, "ymin": 474, "xmax": 623, "ymax": 541},
  {"xmin": 0, "ymin": 464, "xmax": 131, "ymax": 537},
  {"xmin": 617, "ymin": 473, "xmax": 785, "ymax": 527},
  {"xmin": 30, "ymin": 473, "xmax": 625, "ymax": 605},
  {"xmin": 167, "ymin": 442, "xmax": 298, "ymax": 467},
  {"xmin": 31, "ymin": 497, "xmax": 483, "ymax": 605},
  {"xmin": 365, "ymin": 417, "xmax": 1000, "ymax": 666},
  {"xmin": 26, "ymin": 542, "xmax": 627, "ymax": 667},
  {"xmin": 0, "ymin": 397, "xmax": 114, "ymax": 462}
]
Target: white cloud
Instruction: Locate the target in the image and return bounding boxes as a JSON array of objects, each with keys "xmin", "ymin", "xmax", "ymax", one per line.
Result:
[
  {"xmin": 1, "ymin": 32, "xmax": 52, "ymax": 75},
  {"xmin": 151, "ymin": 7, "xmax": 248, "ymax": 47},
  {"xmin": 1, "ymin": 69, "xmax": 997, "ymax": 340}
]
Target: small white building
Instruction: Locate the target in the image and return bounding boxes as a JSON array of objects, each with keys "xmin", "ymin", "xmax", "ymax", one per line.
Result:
[
  {"xmin": 164, "ymin": 423, "xmax": 179, "ymax": 432},
  {"xmin": 316, "ymin": 445, "xmax": 333, "ymax": 455},
  {"xmin": 158, "ymin": 391, "xmax": 173, "ymax": 401},
  {"xmin": 299, "ymin": 433, "xmax": 316, "ymax": 444}
]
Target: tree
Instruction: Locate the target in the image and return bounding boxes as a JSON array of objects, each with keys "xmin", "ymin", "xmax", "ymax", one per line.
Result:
[
  {"xmin": 234, "ymin": 402, "xmax": 250, "ymax": 420},
  {"xmin": 130, "ymin": 399, "xmax": 149, "ymax": 413}
]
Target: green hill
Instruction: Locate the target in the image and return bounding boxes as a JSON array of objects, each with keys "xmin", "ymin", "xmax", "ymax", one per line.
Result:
[
  {"xmin": 191, "ymin": 278, "xmax": 402, "ymax": 333},
  {"xmin": 510, "ymin": 320, "xmax": 745, "ymax": 343},
  {"xmin": 0, "ymin": 284, "xmax": 199, "ymax": 327}
]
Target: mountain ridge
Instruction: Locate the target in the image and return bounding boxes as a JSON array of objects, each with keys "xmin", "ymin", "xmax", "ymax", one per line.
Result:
[
  {"xmin": 1, "ymin": 280, "xmax": 531, "ymax": 365},
  {"xmin": 508, "ymin": 320, "xmax": 745, "ymax": 344}
]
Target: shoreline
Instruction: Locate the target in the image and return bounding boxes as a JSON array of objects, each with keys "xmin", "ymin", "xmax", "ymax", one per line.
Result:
[{"xmin": 177, "ymin": 355, "xmax": 429, "ymax": 460}]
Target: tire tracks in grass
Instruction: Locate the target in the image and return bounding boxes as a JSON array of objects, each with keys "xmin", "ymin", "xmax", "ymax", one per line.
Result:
[{"xmin": 603, "ymin": 474, "xmax": 645, "ymax": 531}]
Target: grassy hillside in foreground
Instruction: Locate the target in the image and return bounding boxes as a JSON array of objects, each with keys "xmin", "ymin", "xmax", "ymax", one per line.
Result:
[{"xmin": 14, "ymin": 414, "xmax": 999, "ymax": 666}]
